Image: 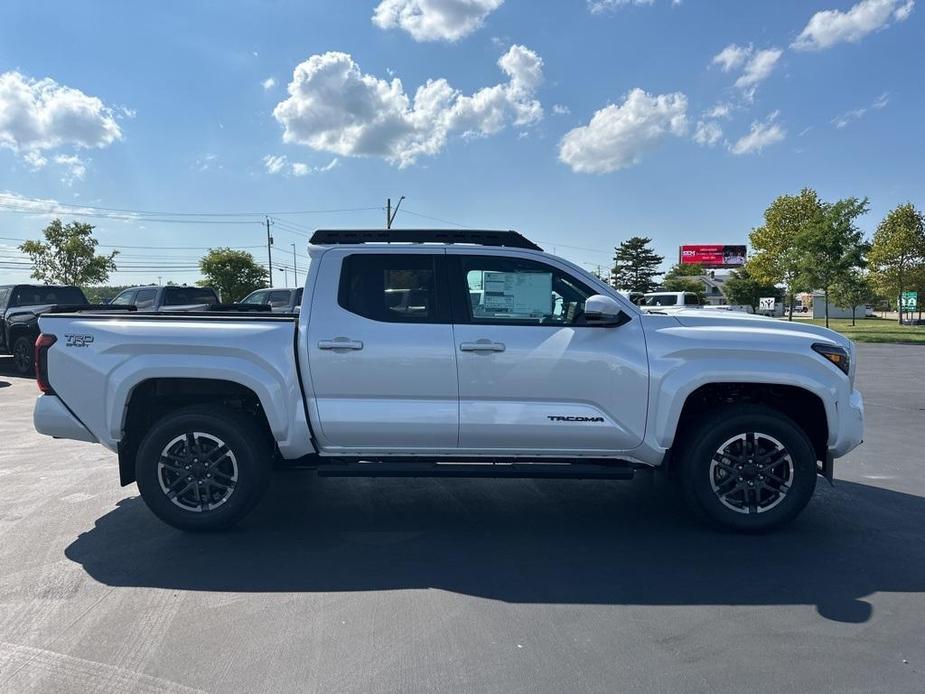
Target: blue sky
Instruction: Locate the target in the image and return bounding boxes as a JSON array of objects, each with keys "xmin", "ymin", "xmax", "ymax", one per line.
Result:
[{"xmin": 1, "ymin": 0, "xmax": 922, "ymax": 286}]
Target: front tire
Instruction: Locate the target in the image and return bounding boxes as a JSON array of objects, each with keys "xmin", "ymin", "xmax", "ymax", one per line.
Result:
[
  {"xmin": 12, "ymin": 335, "xmax": 34, "ymax": 376},
  {"xmin": 677, "ymin": 405, "xmax": 817, "ymax": 532},
  {"xmin": 135, "ymin": 405, "xmax": 271, "ymax": 531}
]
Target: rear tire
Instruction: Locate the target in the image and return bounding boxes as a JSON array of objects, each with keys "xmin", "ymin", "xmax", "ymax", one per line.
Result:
[
  {"xmin": 12, "ymin": 335, "xmax": 34, "ymax": 376},
  {"xmin": 677, "ymin": 404, "xmax": 817, "ymax": 532},
  {"xmin": 135, "ymin": 405, "xmax": 271, "ymax": 531}
]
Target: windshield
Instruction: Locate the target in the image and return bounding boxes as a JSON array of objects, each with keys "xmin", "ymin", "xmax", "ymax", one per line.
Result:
[
  {"xmin": 13, "ymin": 286, "xmax": 87, "ymax": 306},
  {"xmin": 163, "ymin": 286, "xmax": 218, "ymax": 306},
  {"xmin": 643, "ymin": 294, "xmax": 678, "ymax": 307}
]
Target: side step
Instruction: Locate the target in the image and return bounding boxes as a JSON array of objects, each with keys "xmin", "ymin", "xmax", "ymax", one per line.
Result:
[{"xmin": 315, "ymin": 461, "xmax": 635, "ymax": 480}]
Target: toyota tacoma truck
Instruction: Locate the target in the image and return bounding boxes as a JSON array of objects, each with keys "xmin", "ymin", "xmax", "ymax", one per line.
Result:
[{"xmin": 31, "ymin": 229, "xmax": 864, "ymax": 532}]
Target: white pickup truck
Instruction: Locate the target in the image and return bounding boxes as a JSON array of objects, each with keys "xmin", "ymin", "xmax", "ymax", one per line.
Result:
[{"xmin": 32, "ymin": 229, "xmax": 864, "ymax": 532}]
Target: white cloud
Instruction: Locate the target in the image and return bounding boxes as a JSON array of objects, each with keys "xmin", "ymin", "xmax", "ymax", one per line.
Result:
[
  {"xmin": 194, "ymin": 153, "xmax": 220, "ymax": 172},
  {"xmin": 693, "ymin": 120, "xmax": 723, "ymax": 146},
  {"xmin": 292, "ymin": 158, "xmax": 339, "ymax": 176},
  {"xmin": 832, "ymin": 92, "xmax": 890, "ymax": 128},
  {"xmin": 589, "ymin": 0, "xmax": 678, "ymax": 13},
  {"xmin": 730, "ymin": 112, "xmax": 786, "ymax": 155},
  {"xmin": 263, "ymin": 154, "xmax": 288, "ymax": 174},
  {"xmin": 734, "ymin": 48, "xmax": 783, "ymax": 89},
  {"xmin": 558, "ymin": 88, "xmax": 688, "ymax": 174},
  {"xmin": 552, "ymin": 104, "xmax": 571, "ymax": 115},
  {"xmin": 705, "ymin": 102, "xmax": 733, "ymax": 119},
  {"xmin": 272, "ymin": 44, "xmax": 543, "ymax": 167},
  {"xmin": 712, "ymin": 43, "xmax": 752, "ymax": 72},
  {"xmin": 53, "ymin": 154, "xmax": 87, "ymax": 185},
  {"xmin": 262, "ymin": 77, "xmax": 277, "ymax": 91},
  {"xmin": 264, "ymin": 154, "xmax": 339, "ymax": 176},
  {"xmin": 792, "ymin": 0, "xmax": 914, "ymax": 51},
  {"xmin": 0, "ymin": 71, "xmax": 123, "ymax": 154},
  {"xmin": 0, "ymin": 190, "xmax": 139, "ymax": 220},
  {"xmin": 23, "ymin": 151, "xmax": 47, "ymax": 170},
  {"xmin": 372, "ymin": 0, "xmax": 504, "ymax": 42}
]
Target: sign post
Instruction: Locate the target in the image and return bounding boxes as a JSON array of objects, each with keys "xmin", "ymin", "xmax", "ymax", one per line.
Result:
[
  {"xmin": 758, "ymin": 297, "xmax": 776, "ymax": 313},
  {"xmin": 900, "ymin": 291, "xmax": 918, "ymax": 321}
]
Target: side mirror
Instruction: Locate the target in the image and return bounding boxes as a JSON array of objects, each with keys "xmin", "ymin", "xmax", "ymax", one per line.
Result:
[{"xmin": 584, "ymin": 295, "xmax": 631, "ymax": 327}]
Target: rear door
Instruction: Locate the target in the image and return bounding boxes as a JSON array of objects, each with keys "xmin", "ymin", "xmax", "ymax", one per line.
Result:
[
  {"xmin": 305, "ymin": 249, "xmax": 458, "ymax": 450},
  {"xmin": 448, "ymin": 251, "xmax": 649, "ymax": 454}
]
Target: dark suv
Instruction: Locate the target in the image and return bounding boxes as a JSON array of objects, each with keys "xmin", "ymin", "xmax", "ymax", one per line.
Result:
[{"xmin": 0, "ymin": 284, "xmax": 88, "ymax": 374}]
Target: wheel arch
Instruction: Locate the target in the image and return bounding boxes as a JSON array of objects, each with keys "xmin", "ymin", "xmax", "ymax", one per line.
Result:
[
  {"xmin": 670, "ymin": 382, "xmax": 829, "ymax": 464},
  {"xmin": 117, "ymin": 377, "xmax": 275, "ymax": 486}
]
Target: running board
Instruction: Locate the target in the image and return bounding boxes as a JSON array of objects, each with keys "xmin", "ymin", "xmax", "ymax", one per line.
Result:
[{"xmin": 315, "ymin": 461, "xmax": 636, "ymax": 480}]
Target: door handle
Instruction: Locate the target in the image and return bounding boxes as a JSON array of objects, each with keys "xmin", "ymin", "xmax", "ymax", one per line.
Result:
[
  {"xmin": 318, "ymin": 338, "xmax": 364, "ymax": 351},
  {"xmin": 460, "ymin": 341, "xmax": 506, "ymax": 353}
]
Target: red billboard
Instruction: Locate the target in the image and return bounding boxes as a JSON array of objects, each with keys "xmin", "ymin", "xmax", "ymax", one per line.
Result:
[{"xmin": 679, "ymin": 244, "xmax": 747, "ymax": 268}]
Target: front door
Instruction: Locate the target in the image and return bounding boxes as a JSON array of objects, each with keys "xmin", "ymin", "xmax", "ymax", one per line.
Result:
[
  {"xmin": 449, "ymin": 252, "xmax": 649, "ymax": 454},
  {"xmin": 305, "ymin": 249, "xmax": 458, "ymax": 451}
]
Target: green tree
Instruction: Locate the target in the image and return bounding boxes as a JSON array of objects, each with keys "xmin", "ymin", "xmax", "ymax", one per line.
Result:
[
  {"xmin": 748, "ymin": 189, "xmax": 822, "ymax": 321},
  {"xmin": 198, "ymin": 248, "xmax": 268, "ymax": 302},
  {"xmin": 868, "ymin": 203, "xmax": 925, "ymax": 324},
  {"xmin": 664, "ymin": 262, "xmax": 705, "ymax": 278},
  {"xmin": 612, "ymin": 236, "xmax": 663, "ymax": 293},
  {"xmin": 19, "ymin": 219, "xmax": 118, "ymax": 285},
  {"xmin": 722, "ymin": 267, "xmax": 782, "ymax": 312},
  {"xmin": 797, "ymin": 197, "xmax": 869, "ymax": 328},
  {"xmin": 830, "ymin": 269, "xmax": 875, "ymax": 326}
]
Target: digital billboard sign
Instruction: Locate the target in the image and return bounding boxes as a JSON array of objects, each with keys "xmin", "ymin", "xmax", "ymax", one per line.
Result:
[{"xmin": 679, "ymin": 244, "xmax": 747, "ymax": 268}]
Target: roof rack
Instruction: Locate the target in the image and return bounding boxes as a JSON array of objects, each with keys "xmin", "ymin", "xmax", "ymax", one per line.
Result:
[{"xmin": 309, "ymin": 228, "xmax": 543, "ymax": 251}]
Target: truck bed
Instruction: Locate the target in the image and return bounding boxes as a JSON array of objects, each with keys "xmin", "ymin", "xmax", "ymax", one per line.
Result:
[{"xmin": 36, "ymin": 311, "xmax": 311, "ymax": 461}]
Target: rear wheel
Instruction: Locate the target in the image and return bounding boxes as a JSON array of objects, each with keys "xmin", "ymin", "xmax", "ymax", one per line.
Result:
[
  {"xmin": 677, "ymin": 405, "xmax": 817, "ymax": 532},
  {"xmin": 12, "ymin": 335, "xmax": 34, "ymax": 376},
  {"xmin": 135, "ymin": 405, "xmax": 271, "ymax": 531}
]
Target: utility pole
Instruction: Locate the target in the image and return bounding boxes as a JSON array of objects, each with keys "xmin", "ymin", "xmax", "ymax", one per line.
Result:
[
  {"xmin": 265, "ymin": 216, "xmax": 274, "ymax": 287},
  {"xmin": 386, "ymin": 195, "xmax": 405, "ymax": 229},
  {"xmin": 291, "ymin": 243, "xmax": 298, "ymax": 286}
]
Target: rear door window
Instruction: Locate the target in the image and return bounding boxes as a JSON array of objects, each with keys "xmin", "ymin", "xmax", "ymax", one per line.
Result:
[
  {"xmin": 111, "ymin": 290, "xmax": 137, "ymax": 306},
  {"xmin": 268, "ymin": 290, "xmax": 291, "ymax": 309},
  {"xmin": 134, "ymin": 288, "xmax": 157, "ymax": 309},
  {"xmin": 338, "ymin": 254, "xmax": 447, "ymax": 323}
]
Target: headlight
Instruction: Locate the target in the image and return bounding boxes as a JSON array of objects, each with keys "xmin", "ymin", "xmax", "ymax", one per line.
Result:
[{"xmin": 812, "ymin": 343, "xmax": 850, "ymax": 375}]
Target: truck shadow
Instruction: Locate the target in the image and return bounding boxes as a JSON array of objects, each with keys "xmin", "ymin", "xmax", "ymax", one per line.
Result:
[{"xmin": 65, "ymin": 474, "xmax": 925, "ymax": 624}]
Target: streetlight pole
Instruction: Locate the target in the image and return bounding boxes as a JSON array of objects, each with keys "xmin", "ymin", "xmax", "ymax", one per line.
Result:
[
  {"xmin": 277, "ymin": 267, "xmax": 287, "ymax": 286},
  {"xmin": 291, "ymin": 243, "xmax": 298, "ymax": 285}
]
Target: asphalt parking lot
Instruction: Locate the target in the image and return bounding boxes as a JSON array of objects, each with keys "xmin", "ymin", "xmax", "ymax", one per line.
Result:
[{"xmin": 1, "ymin": 344, "xmax": 923, "ymax": 694}]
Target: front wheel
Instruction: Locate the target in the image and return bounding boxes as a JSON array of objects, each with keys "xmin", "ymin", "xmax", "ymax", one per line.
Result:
[
  {"xmin": 677, "ymin": 405, "xmax": 817, "ymax": 532},
  {"xmin": 135, "ymin": 405, "xmax": 271, "ymax": 531},
  {"xmin": 12, "ymin": 335, "xmax": 34, "ymax": 375}
]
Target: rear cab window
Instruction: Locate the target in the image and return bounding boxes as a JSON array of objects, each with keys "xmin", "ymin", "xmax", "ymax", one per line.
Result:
[
  {"xmin": 12, "ymin": 286, "xmax": 88, "ymax": 306},
  {"xmin": 338, "ymin": 253, "xmax": 447, "ymax": 323},
  {"xmin": 163, "ymin": 287, "xmax": 218, "ymax": 306}
]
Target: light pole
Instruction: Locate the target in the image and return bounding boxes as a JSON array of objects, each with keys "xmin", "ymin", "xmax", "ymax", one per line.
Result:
[
  {"xmin": 277, "ymin": 267, "xmax": 288, "ymax": 286},
  {"xmin": 291, "ymin": 243, "xmax": 298, "ymax": 285}
]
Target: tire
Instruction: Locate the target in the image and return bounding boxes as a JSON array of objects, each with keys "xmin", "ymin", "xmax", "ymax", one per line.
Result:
[
  {"xmin": 135, "ymin": 404, "xmax": 272, "ymax": 531},
  {"xmin": 677, "ymin": 404, "xmax": 817, "ymax": 532},
  {"xmin": 12, "ymin": 335, "xmax": 34, "ymax": 376}
]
